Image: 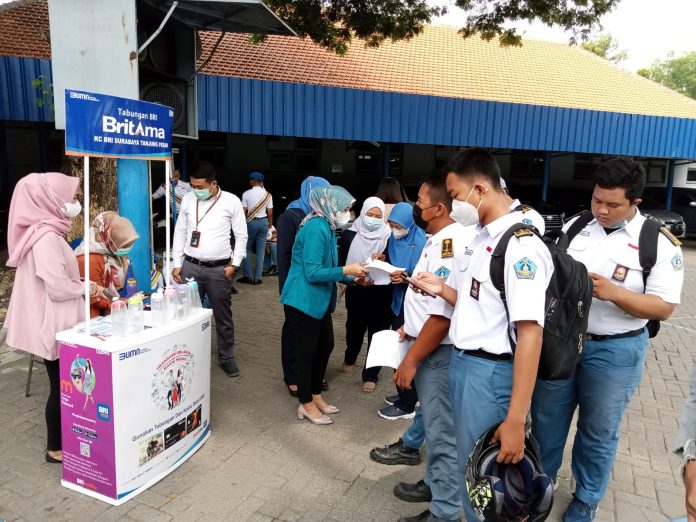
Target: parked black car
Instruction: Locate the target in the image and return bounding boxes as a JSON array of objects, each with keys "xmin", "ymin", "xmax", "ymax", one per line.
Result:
[
  {"xmin": 645, "ymin": 187, "xmax": 696, "ymax": 238},
  {"xmin": 638, "ymin": 194, "xmax": 686, "ymax": 238}
]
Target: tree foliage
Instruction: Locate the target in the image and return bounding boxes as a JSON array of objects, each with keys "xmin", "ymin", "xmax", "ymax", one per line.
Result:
[
  {"xmin": 262, "ymin": 0, "xmax": 622, "ymax": 53},
  {"xmin": 581, "ymin": 34, "xmax": 628, "ymax": 64},
  {"xmin": 638, "ymin": 52, "xmax": 696, "ymax": 100}
]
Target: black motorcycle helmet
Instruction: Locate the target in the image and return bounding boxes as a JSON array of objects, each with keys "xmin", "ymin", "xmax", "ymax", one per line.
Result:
[{"xmin": 466, "ymin": 423, "xmax": 554, "ymax": 521}]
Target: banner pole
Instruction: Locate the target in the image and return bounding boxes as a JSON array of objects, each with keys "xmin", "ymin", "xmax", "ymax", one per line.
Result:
[
  {"xmin": 84, "ymin": 155, "xmax": 90, "ymax": 334},
  {"xmin": 165, "ymin": 160, "xmax": 171, "ymax": 287}
]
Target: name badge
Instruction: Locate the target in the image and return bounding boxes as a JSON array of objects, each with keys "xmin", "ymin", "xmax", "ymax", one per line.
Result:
[
  {"xmin": 190, "ymin": 230, "xmax": 201, "ymax": 248},
  {"xmin": 470, "ymin": 278, "xmax": 480, "ymax": 300},
  {"xmin": 441, "ymin": 238, "xmax": 453, "ymax": 258},
  {"xmin": 612, "ymin": 264, "xmax": 628, "ymax": 283}
]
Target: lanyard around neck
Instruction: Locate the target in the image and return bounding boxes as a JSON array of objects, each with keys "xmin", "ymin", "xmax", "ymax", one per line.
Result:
[{"xmin": 195, "ymin": 190, "xmax": 221, "ymax": 230}]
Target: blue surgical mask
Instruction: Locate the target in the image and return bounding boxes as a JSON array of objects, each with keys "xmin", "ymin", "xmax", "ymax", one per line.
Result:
[
  {"xmin": 193, "ymin": 188, "xmax": 211, "ymax": 200},
  {"xmin": 114, "ymin": 247, "xmax": 132, "ymax": 257},
  {"xmin": 363, "ymin": 216, "xmax": 384, "ymax": 232}
]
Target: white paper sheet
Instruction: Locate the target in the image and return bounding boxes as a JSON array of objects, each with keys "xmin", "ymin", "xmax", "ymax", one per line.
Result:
[
  {"xmin": 364, "ymin": 258, "xmax": 405, "ymax": 286},
  {"xmin": 365, "ymin": 330, "xmax": 412, "ymax": 369}
]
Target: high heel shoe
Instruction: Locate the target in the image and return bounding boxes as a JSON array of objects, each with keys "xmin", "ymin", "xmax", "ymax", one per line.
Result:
[
  {"xmin": 297, "ymin": 404, "xmax": 332, "ymax": 425},
  {"xmin": 45, "ymin": 451, "xmax": 62, "ymax": 464},
  {"xmin": 318, "ymin": 404, "xmax": 340, "ymax": 415}
]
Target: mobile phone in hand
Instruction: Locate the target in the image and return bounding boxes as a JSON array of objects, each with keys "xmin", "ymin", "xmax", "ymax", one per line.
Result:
[{"xmin": 404, "ymin": 275, "xmax": 437, "ymax": 298}]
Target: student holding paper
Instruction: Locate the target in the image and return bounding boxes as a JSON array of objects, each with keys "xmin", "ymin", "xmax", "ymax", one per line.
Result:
[
  {"xmin": 338, "ymin": 197, "xmax": 393, "ymax": 392},
  {"xmin": 384, "ymin": 174, "xmax": 477, "ymax": 522}
]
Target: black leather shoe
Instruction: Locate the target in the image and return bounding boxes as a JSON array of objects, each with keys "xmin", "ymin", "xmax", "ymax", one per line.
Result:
[
  {"xmin": 220, "ymin": 359, "xmax": 240, "ymax": 377},
  {"xmin": 398, "ymin": 509, "xmax": 454, "ymax": 522},
  {"xmin": 393, "ymin": 480, "xmax": 432, "ymax": 503},
  {"xmin": 251, "ymin": 279, "xmax": 262, "ymax": 285},
  {"xmin": 230, "ymin": 285, "xmax": 239, "ymax": 295},
  {"xmin": 237, "ymin": 277, "xmax": 253, "ymax": 284},
  {"xmin": 370, "ymin": 438, "xmax": 421, "ymax": 466}
]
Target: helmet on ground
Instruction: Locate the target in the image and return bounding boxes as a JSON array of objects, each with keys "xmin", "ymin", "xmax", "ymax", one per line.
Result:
[{"xmin": 466, "ymin": 423, "xmax": 554, "ymax": 522}]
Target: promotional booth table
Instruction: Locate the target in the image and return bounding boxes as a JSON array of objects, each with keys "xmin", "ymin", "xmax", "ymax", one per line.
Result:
[{"xmin": 56, "ymin": 309, "xmax": 212, "ymax": 505}]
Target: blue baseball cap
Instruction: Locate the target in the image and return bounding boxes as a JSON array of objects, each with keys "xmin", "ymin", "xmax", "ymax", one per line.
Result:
[{"xmin": 249, "ymin": 172, "xmax": 264, "ymax": 181}]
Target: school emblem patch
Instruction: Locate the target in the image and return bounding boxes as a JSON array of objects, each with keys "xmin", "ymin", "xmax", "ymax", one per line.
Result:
[
  {"xmin": 434, "ymin": 266, "xmax": 451, "ymax": 281},
  {"xmin": 522, "ymin": 218, "xmax": 533, "ymax": 226},
  {"xmin": 672, "ymin": 254, "xmax": 684, "ymax": 271},
  {"xmin": 514, "ymin": 258, "xmax": 537, "ymax": 280},
  {"xmin": 441, "ymin": 238, "xmax": 453, "ymax": 258},
  {"xmin": 612, "ymin": 264, "xmax": 629, "ymax": 282}
]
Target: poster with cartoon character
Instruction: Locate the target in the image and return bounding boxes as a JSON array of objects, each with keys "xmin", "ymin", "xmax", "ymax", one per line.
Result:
[{"xmin": 57, "ymin": 309, "xmax": 212, "ymax": 505}]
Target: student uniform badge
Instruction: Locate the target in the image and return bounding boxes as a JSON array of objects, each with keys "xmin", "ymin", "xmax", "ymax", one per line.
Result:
[
  {"xmin": 514, "ymin": 257, "xmax": 537, "ymax": 280},
  {"xmin": 441, "ymin": 238, "xmax": 453, "ymax": 258},
  {"xmin": 611, "ymin": 264, "xmax": 628, "ymax": 282}
]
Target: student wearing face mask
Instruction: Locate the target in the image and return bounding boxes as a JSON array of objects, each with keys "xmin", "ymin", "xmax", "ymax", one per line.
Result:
[
  {"xmin": 531, "ymin": 158, "xmax": 684, "ymax": 522},
  {"xmin": 172, "ymin": 161, "xmax": 248, "ymax": 378},
  {"xmin": 338, "ymin": 197, "xmax": 393, "ymax": 392},
  {"xmin": 4, "ymin": 172, "xmax": 88, "ymax": 464},
  {"xmin": 413, "ymin": 149, "xmax": 553, "ymax": 521},
  {"xmin": 75, "ymin": 211, "xmax": 140, "ymax": 317},
  {"xmin": 281, "ymin": 186, "xmax": 369, "ymax": 424}
]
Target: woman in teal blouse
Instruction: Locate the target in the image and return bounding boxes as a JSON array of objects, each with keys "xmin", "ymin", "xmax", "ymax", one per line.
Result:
[{"xmin": 281, "ymin": 186, "xmax": 368, "ymax": 425}]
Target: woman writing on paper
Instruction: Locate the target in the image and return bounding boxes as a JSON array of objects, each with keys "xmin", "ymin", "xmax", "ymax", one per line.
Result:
[
  {"xmin": 74, "ymin": 211, "xmax": 139, "ymax": 318},
  {"xmin": 4, "ymin": 172, "xmax": 88, "ymax": 463},
  {"xmin": 338, "ymin": 197, "xmax": 393, "ymax": 392},
  {"xmin": 280, "ymin": 186, "xmax": 368, "ymax": 425}
]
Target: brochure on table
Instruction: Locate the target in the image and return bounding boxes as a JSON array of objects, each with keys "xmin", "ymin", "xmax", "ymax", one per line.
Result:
[{"xmin": 57, "ymin": 309, "xmax": 212, "ymax": 506}]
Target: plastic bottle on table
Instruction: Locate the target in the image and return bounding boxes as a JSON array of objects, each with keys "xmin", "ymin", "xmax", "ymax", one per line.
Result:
[
  {"xmin": 187, "ymin": 280, "xmax": 202, "ymax": 311},
  {"xmin": 110, "ymin": 298, "xmax": 127, "ymax": 337},
  {"xmin": 127, "ymin": 294, "xmax": 145, "ymax": 335},
  {"xmin": 151, "ymin": 290, "xmax": 165, "ymax": 328},
  {"xmin": 177, "ymin": 286, "xmax": 190, "ymax": 319},
  {"xmin": 164, "ymin": 287, "xmax": 177, "ymax": 323}
]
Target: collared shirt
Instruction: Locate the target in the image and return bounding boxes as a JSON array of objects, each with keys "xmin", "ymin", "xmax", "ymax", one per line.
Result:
[
  {"xmin": 450, "ymin": 212, "xmax": 554, "ymax": 355},
  {"xmin": 152, "ymin": 180, "xmax": 192, "ymax": 211},
  {"xmin": 241, "ymin": 186, "xmax": 273, "ymax": 218},
  {"xmin": 172, "ymin": 190, "xmax": 248, "ymax": 267},
  {"xmin": 509, "ymin": 199, "xmax": 546, "ymax": 235},
  {"xmin": 564, "ymin": 210, "xmax": 683, "ymax": 335},
  {"xmin": 404, "ymin": 222, "xmax": 478, "ymax": 341}
]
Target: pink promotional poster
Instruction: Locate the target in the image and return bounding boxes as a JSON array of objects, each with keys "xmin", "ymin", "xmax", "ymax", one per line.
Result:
[{"xmin": 59, "ymin": 343, "xmax": 117, "ymax": 498}]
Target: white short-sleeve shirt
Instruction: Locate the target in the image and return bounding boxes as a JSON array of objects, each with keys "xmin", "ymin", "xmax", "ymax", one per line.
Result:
[
  {"xmin": 564, "ymin": 210, "xmax": 684, "ymax": 335},
  {"xmin": 404, "ymin": 222, "xmax": 478, "ymax": 341},
  {"xmin": 241, "ymin": 185, "xmax": 273, "ymax": 218},
  {"xmin": 509, "ymin": 199, "xmax": 546, "ymax": 236},
  {"xmin": 450, "ymin": 212, "xmax": 554, "ymax": 355}
]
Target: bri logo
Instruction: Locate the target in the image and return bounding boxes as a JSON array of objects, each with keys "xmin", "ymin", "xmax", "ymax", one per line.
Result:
[
  {"xmin": 202, "ymin": 321, "xmax": 210, "ymax": 332},
  {"xmin": 97, "ymin": 403, "xmax": 111, "ymax": 422}
]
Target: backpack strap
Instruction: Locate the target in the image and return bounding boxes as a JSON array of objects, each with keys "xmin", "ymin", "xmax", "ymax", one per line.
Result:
[
  {"xmin": 638, "ymin": 217, "xmax": 662, "ymax": 290},
  {"xmin": 490, "ymin": 223, "xmax": 541, "ymax": 353},
  {"xmin": 564, "ymin": 210, "xmax": 594, "ymax": 245}
]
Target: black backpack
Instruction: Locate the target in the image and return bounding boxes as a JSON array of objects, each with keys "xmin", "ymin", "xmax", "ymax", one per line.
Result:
[
  {"xmin": 490, "ymin": 224, "xmax": 593, "ymax": 380},
  {"xmin": 565, "ymin": 210, "xmax": 676, "ymax": 338}
]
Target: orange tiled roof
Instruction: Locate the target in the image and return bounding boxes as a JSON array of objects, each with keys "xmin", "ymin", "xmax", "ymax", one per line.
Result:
[{"xmin": 3, "ymin": 1, "xmax": 696, "ymax": 120}]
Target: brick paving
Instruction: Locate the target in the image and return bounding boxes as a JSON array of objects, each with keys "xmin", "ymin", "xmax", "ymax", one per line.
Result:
[{"xmin": 1, "ymin": 242, "xmax": 696, "ymax": 521}]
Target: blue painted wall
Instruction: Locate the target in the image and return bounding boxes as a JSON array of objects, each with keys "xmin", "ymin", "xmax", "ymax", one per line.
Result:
[{"xmin": 2, "ymin": 55, "xmax": 696, "ymax": 159}]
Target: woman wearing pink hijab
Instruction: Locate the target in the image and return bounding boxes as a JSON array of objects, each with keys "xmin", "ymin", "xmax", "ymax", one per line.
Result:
[{"xmin": 4, "ymin": 172, "xmax": 85, "ymax": 464}]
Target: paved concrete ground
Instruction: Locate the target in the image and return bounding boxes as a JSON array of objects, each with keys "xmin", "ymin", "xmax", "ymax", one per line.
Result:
[{"xmin": 1, "ymin": 242, "xmax": 696, "ymax": 522}]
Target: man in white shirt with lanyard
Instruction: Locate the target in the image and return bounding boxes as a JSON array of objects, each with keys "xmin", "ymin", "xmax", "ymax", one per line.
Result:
[
  {"xmin": 414, "ymin": 149, "xmax": 553, "ymax": 521},
  {"xmin": 152, "ymin": 167, "xmax": 191, "ymax": 219},
  {"xmin": 530, "ymin": 158, "xmax": 684, "ymax": 522},
  {"xmin": 239, "ymin": 171, "xmax": 273, "ymax": 285},
  {"xmin": 172, "ymin": 161, "xmax": 248, "ymax": 377},
  {"xmin": 388, "ymin": 174, "xmax": 477, "ymax": 522}
]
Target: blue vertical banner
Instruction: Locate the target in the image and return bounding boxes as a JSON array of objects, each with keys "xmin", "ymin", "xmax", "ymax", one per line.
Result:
[{"xmin": 65, "ymin": 90, "xmax": 173, "ymax": 160}]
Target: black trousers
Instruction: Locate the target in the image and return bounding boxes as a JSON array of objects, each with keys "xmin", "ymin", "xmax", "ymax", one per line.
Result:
[
  {"xmin": 344, "ymin": 285, "xmax": 393, "ymax": 383},
  {"xmin": 181, "ymin": 259, "xmax": 235, "ymax": 362},
  {"xmin": 45, "ymin": 358, "xmax": 61, "ymax": 451},
  {"xmin": 281, "ymin": 309, "xmax": 297, "ymax": 386},
  {"xmin": 285, "ymin": 305, "xmax": 334, "ymax": 404}
]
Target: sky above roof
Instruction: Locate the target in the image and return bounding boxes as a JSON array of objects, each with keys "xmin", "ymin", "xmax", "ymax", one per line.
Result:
[{"xmin": 434, "ymin": 0, "xmax": 696, "ymax": 72}]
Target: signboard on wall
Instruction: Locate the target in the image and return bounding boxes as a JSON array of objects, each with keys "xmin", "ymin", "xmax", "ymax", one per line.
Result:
[{"xmin": 65, "ymin": 90, "xmax": 173, "ymax": 161}]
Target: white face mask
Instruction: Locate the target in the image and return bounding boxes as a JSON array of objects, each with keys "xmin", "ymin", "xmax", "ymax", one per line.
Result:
[
  {"xmin": 62, "ymin": 200, "xmax": 82, "ymax": 218},
  {"xmin": 392, "ymin": 228, "xmax": 408, "ymax": 240},
  {"xmin": 335, "ymin": 211, "xmax": 351, "ymax": 226},
  {"xmin": 450, "ymin": 187, "xmax": 483, "ymax": 226},
  {"xmin": 362, "ymin": 216, "xmax": 384, "ymax": 232}
]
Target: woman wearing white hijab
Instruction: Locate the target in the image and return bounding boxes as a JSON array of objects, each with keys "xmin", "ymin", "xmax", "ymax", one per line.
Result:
[{"xmin": 338, "ymin": 197, "xmax": 393, "ymax": 392}]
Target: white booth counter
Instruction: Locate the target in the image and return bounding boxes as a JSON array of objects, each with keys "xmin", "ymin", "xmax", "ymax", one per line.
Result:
[{"xmin": 56, "ymin": 309, "xmax": 213, "ymax": 505}]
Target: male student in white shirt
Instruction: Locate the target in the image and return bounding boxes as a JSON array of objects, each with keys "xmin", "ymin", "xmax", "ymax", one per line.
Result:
[{"xmin": 172, "ymin": 161, "xmax": 248, "ymax": 377}]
